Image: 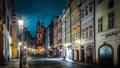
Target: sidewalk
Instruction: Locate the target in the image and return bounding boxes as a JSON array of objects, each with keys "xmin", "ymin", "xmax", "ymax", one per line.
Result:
[
  {"xmin": 62, "ymin": 58, "xmax": 118, "ymax": 68},
  {"xmin": 0, "ymin": 59, "xmax": 19, "ymax": 68}
]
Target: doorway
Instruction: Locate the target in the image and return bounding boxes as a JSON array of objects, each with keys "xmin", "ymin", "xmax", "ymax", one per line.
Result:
[
  {"xmin": 81, "ymin": 49, "xmax": 85, "ymax": 62},
  {"xmin": 99, "ymin": 45, "xmax": 113, "ymax": 65},
  {"xmin": 76, "ymin": 50, "xmax": 79, "ymax": 61},
  {"xmin": 86, "ymin": 46, "xmax": 93, "ymax": 63}
]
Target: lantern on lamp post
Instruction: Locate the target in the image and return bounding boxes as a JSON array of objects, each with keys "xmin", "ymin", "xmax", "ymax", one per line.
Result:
[{"xmin": 18, "ymin": 16, "xmax": 24, "ymax": 68}]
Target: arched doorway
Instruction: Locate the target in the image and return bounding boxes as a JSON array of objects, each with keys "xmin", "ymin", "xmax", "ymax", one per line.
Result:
[
  {"xmin": 99, "ymin": 44, "xmax": 113, "ymax": 65},
  {"xmin": 86, "ymin": 45, "xmax": 93, "ymax": 63}
]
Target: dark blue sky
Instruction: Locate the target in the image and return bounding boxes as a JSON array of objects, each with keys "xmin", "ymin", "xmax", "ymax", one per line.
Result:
[{"xmin": 13, "ymin": 0, "xmax": 67, "ymax": 37}]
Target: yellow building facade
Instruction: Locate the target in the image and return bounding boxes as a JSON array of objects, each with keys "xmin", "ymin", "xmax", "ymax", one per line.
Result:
[
  {"xmin": 70, "ymin": 0, "xmax": 80, "ymax": 61},
  {"xmin": 12, "ymin": 23, "xmax": 17, "ymax": 59},
  {"xmin": 65, "ymin": 0, "xmax": 80, "ymax": 61},
  {"xmin": 11, "ymin": 12, "xmax": 18, "ymax": 59},
  {"xmin": 95, "ymin": 0, "xmax": 120, "ymax": 66}
]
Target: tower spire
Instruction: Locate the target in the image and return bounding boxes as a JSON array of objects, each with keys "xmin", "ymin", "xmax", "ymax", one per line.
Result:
[{"xmin": 37, "ymin": 18, "xmax": 40, "ymax": 24}]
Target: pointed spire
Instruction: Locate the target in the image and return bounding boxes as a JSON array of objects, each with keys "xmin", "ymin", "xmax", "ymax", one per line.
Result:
[{"xmin": 37, "ymin": 18, "xmax": 40, "ymax": 25}]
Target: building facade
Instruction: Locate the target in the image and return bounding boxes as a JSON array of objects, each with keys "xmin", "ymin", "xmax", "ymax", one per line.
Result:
[
  {"xmin": 11, "ymin": 11, "xmax": 19, "ymax": 59},
  {"xmin": 49, "ymin": 20, "xmax": 54, "ymax": 56},
  {"xmin": 53, "ymin": 16, "xmax": 59, "ymax": 56},
  {"xmin": 95, "ymin": 0, "xmax": 120, "ymax": 66},
  {"xmin": 36, "ymin": 19, "xmax": 44, "ymax": 52},
  {"xmin": 80, "ymin": 0, "xmax": 95, "ymax": 63},
  {"xmin": 57, "ymin": 15, "xmax": 62, "ymax": 57},
  {"xmin": 0, "ymin": 0, "xmax": 13, "ymax": 65},
  {"xmin": 70, "ymin": 0, "xmax": 80, "ymax": 61},
  {"xmin": 42, "ymin": 27, "xmax": 47, "ymax": 54},
  {"xmin": 61, "ymin": 9, "xmax": 67, "ymax": 58},
  {"xmin": 45, "ymin": 0, "xmax": 120, "ymax": 67},
  {"xmin": 45, "ymin": 27, "xmax": 50, "ymax": 55},
  {"xmin": 64, "ymin": 1, "xmax": 72, "ymax": 60},
  {"xmin": 63, "ymin": 0, "xmax": 80, "ymax": 61}
]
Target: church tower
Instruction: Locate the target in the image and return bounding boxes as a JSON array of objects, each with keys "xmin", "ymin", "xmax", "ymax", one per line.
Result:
[{"xmin": 36, "ymin": 19, "xmax": 44, "ymax": 52}]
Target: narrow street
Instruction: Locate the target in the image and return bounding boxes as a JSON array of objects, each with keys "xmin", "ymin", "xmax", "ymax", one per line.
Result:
[
  {"xmin": 0, "ymin": 56, "xmax": 117, "ymax": 68},
  {"xmin": 0, "ymin": 0, "xmax": 120, "ymax": 67},
  {"xmin": 27, "ymin": 57, "xmax": 114, "ymax": 68}
]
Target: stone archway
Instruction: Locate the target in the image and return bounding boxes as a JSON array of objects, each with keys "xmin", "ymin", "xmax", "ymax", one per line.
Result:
[
  {"xmin": 99, "ymin": 44, "xmax": 113, "ymax": 65},
  {"xmin": 86, "ymin": 45, "xmax": 93, "ymax": 63}
]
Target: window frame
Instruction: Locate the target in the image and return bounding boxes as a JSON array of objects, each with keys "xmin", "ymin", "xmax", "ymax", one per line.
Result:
[
  {"xmin": 108, "ymin": 11, "xmax": 115, "ymax": 30},
  {"xmin": 98, "ymin": 17, "xmax": 103, "ymax": 32}
]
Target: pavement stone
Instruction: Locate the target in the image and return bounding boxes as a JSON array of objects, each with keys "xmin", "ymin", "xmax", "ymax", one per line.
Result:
[
  {"xmin": 0, "ymin": 59, "xmax": 19, "ymax": 68},
  {"xmin": 63, "ymin": 58, "xmax": 119, "ymax": 68}
]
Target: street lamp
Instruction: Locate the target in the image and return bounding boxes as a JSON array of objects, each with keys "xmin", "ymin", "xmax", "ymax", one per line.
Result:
[
  {"xmin": 18, "ymin": 16, "xmax": 24, "ymax": 68},
  {"xmin": 75, "ymin": 39, "xmax": 81, "ymax": 45}
]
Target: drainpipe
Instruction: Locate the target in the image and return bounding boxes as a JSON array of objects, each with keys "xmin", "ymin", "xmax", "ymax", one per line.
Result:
[
  {"xmin": 93, "ymin": 0, "xmax": 96, "ymax": 63},
  {"xmin": 69, "ymin": 1, "xmax": 73, "ymax": 60},
  {"xmin": 78, "ymin": 3, "xmax": 82, "ymax": 62}
]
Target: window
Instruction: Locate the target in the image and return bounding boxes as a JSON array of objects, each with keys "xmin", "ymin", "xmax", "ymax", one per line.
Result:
[
  {"xmin": 82, "ymin": 30, "xmax": 85, "ymax": 39},
  {"xmin": 85, "ymin": 6, "xmax": 88, "ymax": 16},
  {"xmin": 75, "ymin": 17, "xmax": 77, "ymax": 23},
  {"xmin": 108, "ymin": 0, "xmax": 114, "ymax": 9},
  {"xmin": 98, "ymin": 0, "xmax": 104, "ymax": 4},
  {"xmin": 78, "ymin": 15, "xmax": 80, "ymax": 22},
  {"xmin": 108, "ymin": 11, "xmax": 115, "ymax": 29},
  {"xmin": 86, "ymin": 28, "xmax": 88, "ymax": 38},
  {"xmin": 10, "ymin": 24, "xmax": 12, "ymax": 36},
  {"xmin": 98, "ymin": 17, "xmax": 103, "ymax": 32},
  {"xmin": 82, "ymin": 10, "xmax": 84, "ymax": 18},
  {"xmin": 76, "ymin": 32, "xmax": 80, "ymax": 39},
  {"xmin": 7, "ymin": 16, "xmax": 9, "ymax": 30},
  {"xmin": 72, "ymin": 34, "xmax": 75, "ymax": 41},
  {"xmin": 89, "ymin": 26, "xmax": 93, "ymax": 37},
  {"xmin": 89, "ymin": 2, "xmax": 93, "ymax": 13}
]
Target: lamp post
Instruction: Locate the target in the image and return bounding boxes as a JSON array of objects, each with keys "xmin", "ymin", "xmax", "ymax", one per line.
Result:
[{"xmin": 18, "ymin": 16, "xmax": 24, "ymax": 68}]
